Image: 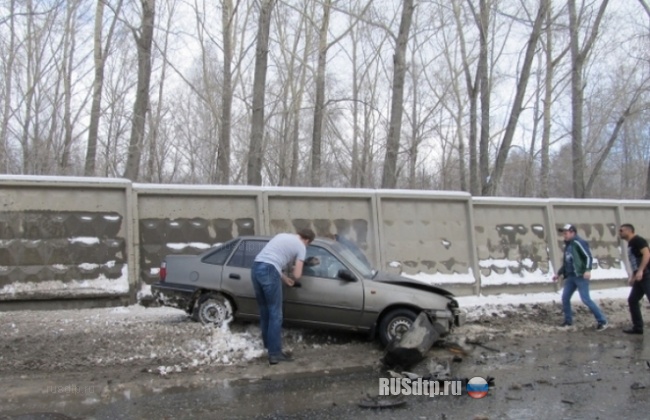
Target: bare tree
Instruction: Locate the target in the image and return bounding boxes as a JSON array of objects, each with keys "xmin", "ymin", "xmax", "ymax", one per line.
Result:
[
  {"xmin": 567, "ymin": 0, "xmax": 609, "ymax": 197},
  {"xmin": 636, "ymin": 0, "xmax": 650, "ymax": 198},
  {"xmin": 381, "ymin": 0, "xmax": 415, "ymax": 189},
  {"xmin": 85, "ymin": 0, "xmax": 123, "ymax": 176},
  {"xmin": 218, "ymin": 0, "xmax": 236, "ymax": 184},
  {"xmin": 483, "ymin": 0, "xmax": 548, "ymax": 196},
  {"xmin": 123, "ymin": 0, "xmax": 156, "ymax": 181},
  {"xmin": 0, "ymin": 0, "xmax": 17, "ymax": 172},
  {"xmin": 452, "ymin": 0, "xmax": 481, "ymax": 194},
  {"xmin": 476, "ymin": 0, "xmax": 491, "ymax": 195},
  {"xmin": 247, "ymin": 0, "xmax": 276, "ymax": 185},
  {"xmin": 309, "ymin": 0, "xmax": 332, "ymax": 187}
]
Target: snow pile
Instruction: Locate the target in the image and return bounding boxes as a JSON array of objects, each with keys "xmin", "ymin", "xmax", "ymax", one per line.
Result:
[
  {"xmin": 181, "ymin": 320, "xmax": 265, "ymax": 368},
  {"xmin": 458, "ymin": 287, "xmax": 632, "ymax": 322}
]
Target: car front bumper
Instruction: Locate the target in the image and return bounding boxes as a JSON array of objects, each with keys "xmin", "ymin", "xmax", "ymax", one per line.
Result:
[{"xmin": 424, "ymin": 306, "xmax": 466, "ymax": 330}]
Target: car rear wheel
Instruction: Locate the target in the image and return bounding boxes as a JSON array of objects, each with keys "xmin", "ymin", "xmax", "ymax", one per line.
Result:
[
  {"xmin": 196, "ymin": 294, "xmax": 233, "ymax": 325},
  {"xmin": 378, "ymin": 308, "xmax": 417, "ymax": 347}
]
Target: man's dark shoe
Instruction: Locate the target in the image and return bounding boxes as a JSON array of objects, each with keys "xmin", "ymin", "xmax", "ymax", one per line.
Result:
[
  {"xmin": 559, "ymin": 322, "xmax": 572, "ymax": 327},
  {"xmin": 623, "ymin": 328, "xmax": 643, "ymax": 335},
  {"xmin": 269, "ymin": 352, "xmax": 294, "ymax": 365}
]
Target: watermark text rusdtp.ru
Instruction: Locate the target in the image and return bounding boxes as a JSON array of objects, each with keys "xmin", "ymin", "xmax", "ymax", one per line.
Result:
[
  {"xmin": 46, "ymin": 384, "xmax": 95, "ymax": 395},
  {"xmin": 379, "ymin": 378, "xmax": 463, "ymax": 397}
]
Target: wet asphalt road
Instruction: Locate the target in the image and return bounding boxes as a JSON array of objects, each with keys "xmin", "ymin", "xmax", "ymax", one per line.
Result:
[{"xmin": 4, "ymin": 329, "xmax": 650, "ymax": 420}]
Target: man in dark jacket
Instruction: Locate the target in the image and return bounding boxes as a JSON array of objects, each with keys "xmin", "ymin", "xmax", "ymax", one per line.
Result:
[
  {"xmin": 553, "ymin": 224, "xmax": 608, "ymax": 330},
  {"xmin": 618, "ymin": 223, "xmax": 650, "ymax": 334}
]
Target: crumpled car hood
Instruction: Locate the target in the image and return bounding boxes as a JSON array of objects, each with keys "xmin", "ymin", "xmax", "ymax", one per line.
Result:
[{"xmin": 370, "ymin": 271, "xmax": 455, "ymax": 298}]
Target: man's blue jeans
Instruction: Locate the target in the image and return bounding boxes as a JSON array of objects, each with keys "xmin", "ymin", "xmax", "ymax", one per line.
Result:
[
  {"xmin": 562, "ymin": 275, "xmax": 607, "ymax": 325},
  {"xmin": 251, "ymin": 262, "xmax": 283, "ymax": 356}
]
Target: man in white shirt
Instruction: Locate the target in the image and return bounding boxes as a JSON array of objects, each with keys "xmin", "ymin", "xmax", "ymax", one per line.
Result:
[{"xmin": 252, "ymin": 228, "xmax": 315, "ymax": 364}]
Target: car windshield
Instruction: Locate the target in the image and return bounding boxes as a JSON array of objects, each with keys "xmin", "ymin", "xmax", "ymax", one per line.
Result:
[{"xmin": 330, "ymin": 240, "xmax": 375, "ymax": 279}]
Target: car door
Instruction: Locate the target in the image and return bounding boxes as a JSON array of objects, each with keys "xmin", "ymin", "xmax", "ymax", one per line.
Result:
[
  {"xmin": 221, "ymin": 239, "xmax": 267, "ymax": 317},
  {"xmin": 283, "ymin": 245, "xmax": 364, "ymax": 328}
]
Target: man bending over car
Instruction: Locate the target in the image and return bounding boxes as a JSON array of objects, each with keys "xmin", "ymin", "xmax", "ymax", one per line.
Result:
[{"xmin": 251, "ymin": 228, "xmax": 315, "ymax": 365}]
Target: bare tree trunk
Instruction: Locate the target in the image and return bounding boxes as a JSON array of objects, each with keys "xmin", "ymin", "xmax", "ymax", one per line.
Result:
[
  {"xmin": 351, "ymin": 26, "xmax": 360, "ymax": 188},
  {"xmin": 484, "ymin": 0, "xmax": 547, "ymax": 196},
  {"xmin": 638, "ymin": 2, "xmax": 650, "ymax": 198},
  {"xmin": 146, "ymin": 0, "xmax": 175, "ymax": 183},
  {"xmin": 0, "ymin": 0, "xmax": 17, "ymax": 173},
  {"xmin": 646, "ymin": 160, "xmax": 650, "ymax": 199},
  {"xmin": 289, "ymin": 2, "xmax": 314, "ymax": 186},
  {"xmin": 567, "ymin": 0, "xmax": 609, "ymax": 198},
  {"xmin": 60, "ymin": 0, "xmax": 79, "ymax": 174},
  {"xmin": 408, "ymin": 60, "xmax": 418, "ymax": 190},
  {"xmin": 85, "ymin": 0, "xmax": 122, "ymax": 177},
  {"xmin": 453, "ymin": 1, "xmax": 479, "ymax": 194},
  {"xmin": 310, "ymin": 0, "xmax": 331, "ymax": 187},
  {"xmin": 85, "ymin": 0, "xmax": 105, "ymax": 176},
  {"xmin": 381, "ymin": 0, "xmax": 415, "ymax": 189},
  {"xmin": 22, "ymin": 0, "xmax": 36, "ymax": 174},
  {"xmin": 247, "ymin": 0, "xmax": 276, "ymax": 186},
  {"xmin": 123, "ymin": 0, "xmax": 156, "ymax": 181},
  {"xmin": 584, "ymin": 104, "xmax": 634, "ymax": 196},
  {"xmin": 218, "ymin": 0, "xmax": 234, "ymax": 184},
  {"xmin": 540, "ymin": 1, "xmax": 553, "ymax": 198},
  {"xmin": 478, "ymin": 0, "xmax": 490, "ymax": 195}
]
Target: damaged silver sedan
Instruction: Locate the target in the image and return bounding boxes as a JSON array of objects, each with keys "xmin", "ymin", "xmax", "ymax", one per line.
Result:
[{"xmin": 152, "ymin": 236, "xmax": 465, "ymax": 346}]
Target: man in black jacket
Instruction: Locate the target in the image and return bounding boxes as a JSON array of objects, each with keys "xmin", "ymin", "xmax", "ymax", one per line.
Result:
[{"xmin": 619, "ymin": 223, "xmax": 650, "ymax": 335}]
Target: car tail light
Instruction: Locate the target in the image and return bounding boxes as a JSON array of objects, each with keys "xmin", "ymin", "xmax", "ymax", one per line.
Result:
[{"xmin": 159, "ymin": 261, "xmax": 167, "ymax": 282}]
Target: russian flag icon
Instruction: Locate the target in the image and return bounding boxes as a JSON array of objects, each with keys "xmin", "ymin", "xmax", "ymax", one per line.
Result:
[{"xmin": 467, "ymin": 377, "xmax": 489, "ymax": 399}]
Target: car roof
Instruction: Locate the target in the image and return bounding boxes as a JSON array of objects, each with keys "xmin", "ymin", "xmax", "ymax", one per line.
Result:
[{"xmin": 235, "ymin": 235, "xmax": 335, "ymax": 247}]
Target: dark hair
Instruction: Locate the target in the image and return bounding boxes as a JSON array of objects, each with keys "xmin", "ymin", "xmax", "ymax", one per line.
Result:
[
  {"xmin": 298, "ymin": 228, "xmax": 316, "ymax": 243},
  {"xmin": 621, "ymin": 223, "xmax": 635, "ymax": 233}
]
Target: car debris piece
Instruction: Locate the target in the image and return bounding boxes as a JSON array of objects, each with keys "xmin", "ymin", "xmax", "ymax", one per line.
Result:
[
  {"xmin": 425, "ymin": 360, "xmax": 451, "ymax": 380},
  {"xmin": 358, "ymin": 393, "xmax": 406, "ymax": 409},
  {"xmin": 631, "ymin": 382, "xmax": 646, "ymax": 390},
  {"xmin": 382, "ymin": 312, "xmax": 443, "ymax": 369},
  {"xmin": 466, "ymin": 339, "xmax": 500, "ymax": 352}
]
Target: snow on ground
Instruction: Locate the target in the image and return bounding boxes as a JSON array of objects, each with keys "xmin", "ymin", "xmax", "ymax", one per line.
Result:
[
  {"xmin": 398, "ymin": 262, "xmax": 628, "ymax": 287},
  {"xmin": 457, "ymin": 286, "xmax": 631, "ymax": 322},
  {"xmin": 0, "ymin": 285, "xmax": 638, "ymax": 375}
]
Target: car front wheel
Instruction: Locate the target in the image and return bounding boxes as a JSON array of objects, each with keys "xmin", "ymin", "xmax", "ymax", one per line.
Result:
[
  {"xmin": 196, "ymin": 294, "xmax": 233, "ymax": 325},
  {"xmin": 378, "ymin": 308, "xmax": 417, "ymax": 347}
]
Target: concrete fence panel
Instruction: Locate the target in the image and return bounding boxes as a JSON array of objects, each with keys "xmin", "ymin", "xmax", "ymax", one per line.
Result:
[
  {"xmin": 264, "ymin": 188, "xmax": 379, "ymax": 265},
  {"xmin": 376, "ymin": 191, "xmax": 476, "ymax": 296},
  {"xmin": 133, "ymin": 185, "xmax": 263, "ymax": 293},
  {"xmin": 0, "ymin": 177, "xmax": 132, "ymax": 302},
  {"xmin": 551, "ymin": 201, "xmax": 627, "ymax": 290},
  {"xmin": 473, "ymin": 198, "xmax": 554, "ymax": 294}
]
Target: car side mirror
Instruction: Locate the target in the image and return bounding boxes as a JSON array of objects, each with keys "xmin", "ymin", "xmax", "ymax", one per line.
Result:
[{"xmin": 337, "ymin": 269, "xmax": 357, "ymax": 282}]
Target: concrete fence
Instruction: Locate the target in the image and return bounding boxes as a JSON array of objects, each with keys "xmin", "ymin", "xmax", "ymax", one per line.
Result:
[{"xmin": 1, "ymin": 175, "xmax": 646, "ymax": 308}]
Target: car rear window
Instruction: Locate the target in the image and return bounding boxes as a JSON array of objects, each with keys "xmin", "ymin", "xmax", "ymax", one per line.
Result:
[
  {"xmin": 202, "ymin": 242, "xmax": 236, "ymax": 265},
  {"xmin": 227, "ymin": 240, "xmax": 267, "ymax": 268}
]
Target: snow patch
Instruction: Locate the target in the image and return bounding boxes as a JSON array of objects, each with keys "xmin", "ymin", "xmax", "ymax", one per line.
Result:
[
  {"xmin": 166, "ymin": 242, "xmax": 212, "ymax": 250},
  {"xmin": 401, "ymin": 269, "xmax": 476, "ymax": 284},
  {"xmin": 183, "ymin": 320, "xmax": 265, "ymax": 366},
  {"xmin": 69, "ymin": 237, "xmax": 100, "ymax": 245},
  {"xmin": 138, "ymin": 283, "xmax": 152, "ymax": 299},
  {"xmin": 0, "ymin": 265, "xmax": 129, "ymax": 298}
]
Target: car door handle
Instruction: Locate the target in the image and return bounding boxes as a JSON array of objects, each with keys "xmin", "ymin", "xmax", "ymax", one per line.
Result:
[{"xmin": 229, "ymin": 274, "xmax": 241, "ymax": 280}]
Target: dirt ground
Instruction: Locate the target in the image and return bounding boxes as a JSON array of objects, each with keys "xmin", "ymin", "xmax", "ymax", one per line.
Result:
[{"xmin": 1, "ymin": 297, "xmax": 649, "ymax": 419}]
